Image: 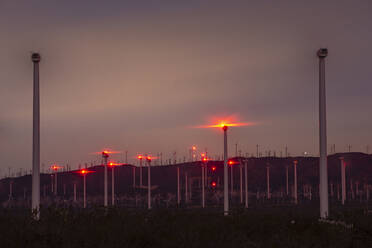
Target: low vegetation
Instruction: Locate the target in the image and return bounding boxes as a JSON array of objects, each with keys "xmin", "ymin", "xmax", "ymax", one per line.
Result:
[{"xmin": 0, "ymin": 205, "xmax": 371, "ymax": 248}]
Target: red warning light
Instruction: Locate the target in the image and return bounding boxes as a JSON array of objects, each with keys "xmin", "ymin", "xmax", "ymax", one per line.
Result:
[
  {"xmin": 211, "ymin": 181, "xmax": 217, "ymax": 187},
  {"xmin": 211, "ymin": 166, "xmax": 216, "ymax": 171},
  {"xmin": 137, "ymin": 155, "xmax": 143, "ymax": 160},
  {"xmin": 146, "ymin": 156, "xmax": 157, "ymax": 161},
  {"xmin": 51, "ymin": 165, "xmax": 61, "ymax": 171},
  {"xmin": 108, "ymin": 162, "xmax": 121, "ymax": 167},
  {"xmin": 78, "ymin": 169, "xmax": 94, "ymax": 175}
]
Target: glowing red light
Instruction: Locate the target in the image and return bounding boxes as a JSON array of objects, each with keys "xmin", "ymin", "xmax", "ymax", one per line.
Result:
[
  {"xmin": 192, "ymin": 146, "xmax": 197, "ymax": 151},
  {"xmin": 211, "ymin": 181, "xmax": 217, "ymax": 187},
  {"xmin": 211, "ymin": 166, "xmax": 216, "ymax": 171},
  {"xmin": 195, "ymin": 117, "xmax": 256, "ymax": 130},
  {"xmin": 108, "ymin": 162, "xmax": 121, "ymax": 167},
  {"xmin": 202, "ymin": 157, "xmax": 208, "ymax": 162},
  {"xmin": 51, "ymin": 165, "xmax": 61, "ymax": 171},
  {"xmin": 94, "ymin": 149, "xmax": 121, "ymax": 156},
  {"xmin": 79, "ymin": 169, "xmax": 94, "ymax": 175},
  {"xmin": 137, "ymin": 155, "xmax": 143, "ymax": 160}
]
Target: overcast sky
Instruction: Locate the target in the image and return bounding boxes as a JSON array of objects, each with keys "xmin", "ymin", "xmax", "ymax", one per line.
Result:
[{"xmin": 1, "ymin": 0, "xmax": 371, "ymax": 174}]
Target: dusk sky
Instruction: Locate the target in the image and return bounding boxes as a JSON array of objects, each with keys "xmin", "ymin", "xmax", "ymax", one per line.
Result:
[{"xmin": 1, "ymin": 1, "xmax": 372, "ymax": 173}]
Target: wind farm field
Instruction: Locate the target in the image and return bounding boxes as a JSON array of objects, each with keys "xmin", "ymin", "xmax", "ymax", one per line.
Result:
[{"xmin": 0, "ymin": 204, "xmax": 371, "ymax": 248}]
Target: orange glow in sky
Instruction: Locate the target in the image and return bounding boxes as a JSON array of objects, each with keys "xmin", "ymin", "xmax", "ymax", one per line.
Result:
[{"xmin": 195, "ymin": 115, "xmax": 256, "ymax": 130}]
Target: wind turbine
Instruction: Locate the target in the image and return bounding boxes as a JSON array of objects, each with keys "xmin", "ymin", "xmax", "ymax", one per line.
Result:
[
  {"xmin": 318, "ymin": 48, "xmax": 329, "ymax": 218},
  {"xmin": 146, "ymin": 155, "xmax": 157, "ymax": 209},
  {"xmin": 108, "ymin": 161, "xmax": 124, "ymax": 206},
  {"xmin": 196, "ymin": 118, "xmax": 255, "ymax": 215},
  {"xmin": 93, "ymin": 149, "xmax": 120, "ymax": 206},
  {"xmin": 31, "ymin": 52, "xmax": 41, "ymax": 219},
  {"xmin": 50, "ymin": 164, "xmax": 62, "ymax": 196},
  {"xmin": 76, "ymin": 169, "xmax": 95, "ymax": 208}
]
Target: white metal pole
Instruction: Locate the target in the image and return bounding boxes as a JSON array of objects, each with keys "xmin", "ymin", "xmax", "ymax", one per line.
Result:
[
  {"xmin": 340, "ymin": 157, "xmax": 346, "ymax": 205},
  {"xmin": 318, "ymin": 48, "xmax": 329, "ymax": 218},
  {"xmin": 202, "ymin": 163, "xmax": 205, "ymax": 208},
  {"xmin": 244, "ymin": 160, "xmax": 248, "ymax": 208},
  {"xmin": 140, "ymin": 159, "xmax": 143, "ymax": 187},
  {"xmin": 185, "ymin": 172, "xmax": 188, "ymax": 204},
  {"xmin": 240, "ymin": 162, "xmax": 243, "ymax": 204},
  {"xmin": 177, "ymin": 166, "xmax": 180, "ymax": 205},
  {"xmin": 73, "ymin": 182, "xmax": 76, "ymax": 202},
  {"xmin": 147, "ymin": 160, "xmax": 151, "ymax": 209},
  {"xmin": 231, "ymin": 163, "xmax": 234, "ymax": 198},
  {"xmin": 104, "ymin": 156, "xmax": 108, "ymax": 207},
  {"xmin": 54, "ymin": 171, "xmax": 57, "ymax": 196},
  {"xmin": 83, "ymin": 174, "xmax": 86, "ymax": 208},
  {"xmin": 266, "ymin": 166, "xmax": 270, "ymax": 199},
  {"xmin": 294, "ymin": 160, "xmax": 298, "ymax": 204},
  {"xmin": 9, "ymin": 181, "xmax": 13, "ymax": 200},
  {"xmin": 31, "ymin": 53, "xmax": 41, "ymax": 219},
  {"xmin": 133, "ymin": 166, "xmax": 135, "ymax": 188},
  {"xmin": 112, "ymin": 166, "xmax": 115, "ymax": 206},
  {"xmin": 286, "ymin": 166, "xmax": 289, "ymax": 196},
  {"xmin": 223, "ymin": 126, "xmax": 229, "ymax": 215}
]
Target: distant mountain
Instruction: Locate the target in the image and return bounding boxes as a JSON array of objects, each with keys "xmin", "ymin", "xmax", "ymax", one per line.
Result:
[{"xmin": 0, "ymin": 153, "xmax": 371, "ymax": 204}]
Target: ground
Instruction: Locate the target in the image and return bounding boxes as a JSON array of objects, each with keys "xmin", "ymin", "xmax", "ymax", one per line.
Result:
[{"xmin": 0, "ymin": 205, "xmax": 371, "ymax": 248}]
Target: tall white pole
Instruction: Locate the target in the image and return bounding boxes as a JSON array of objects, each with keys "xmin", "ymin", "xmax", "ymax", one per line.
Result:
[
  {"xmin": 240, "ymin": 162, "xmax": 243, "ymax": 204},
  {"xmin": 140, "ymin": 158, "xmax": 143, "ymax": 187},
  {"xmin": 177, "ymin": 166, "xmax": 180, "ymax": 205},
  {"xmin": 231, "ymin": 163, "xmax": 234, "ymax": 198},
  {"xmin": 318, "ymin": 48, "xmax": 329, "ymax": 218},
  {"xmin": 112, "ymin": 166, "xmax": 115, "ymax": 205},
  {"xmin": 103, "ymin": 155, "xmax": 108, "ymax": 207},
  {"xmin": 9, "ymin": 181, "xmax": 13, "ymax": 200},
  {"xmin": 266, "ymin": 166, "xmax": 270, "ymax": 199},
  {"xmin": 73, "ymin": 182, "xmax": 77, "ymax": 202},
  {"xmin": 147, "ymin": 159, "xmax": 151, "ymax": 209},
  {"xmin": 223, "ymin": 126, "xmax": 229, "ymax": 215},
  {"xmin": 133, "ymin": 166, "xmax": 135, "ymax": 188},
  {"xmin": 286, "ymin": 166, "xmax": 289, "ymax": 196},
  {"xmin": 31, "ymin": 53, "xmax": 41, "ymax": 219},
  {"xmin": 202, "ymin": 163, "xmax": 205, "ymax": 208},
  {"xmin": 54, "ymin": 171, "xmax": 57, "ymax": 196},
  {"xmin": 294, "ymin": 160, "xmax": 298, "ymax": 204},
  {"xmin": 244, "ymin": 160, "xmax": 248, "ymax": 208},
  {"xmin": 185, "ymin": 172, "xmax": 188, "ymax": 204},
  {"xmin": 83, "ymin": 174, "xmax": 86, "ymax": 208},
  {"xmin": 340, "ymin": 157, "xmax": 346, "ymax": 205}
]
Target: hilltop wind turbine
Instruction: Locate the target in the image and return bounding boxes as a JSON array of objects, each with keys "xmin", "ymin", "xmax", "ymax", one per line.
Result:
[
  {"xmin": 51, "ymin": 164, "xmax": 62, "ymax": 196},
  {"xmin": 93, "ymin": 149, "xmax": 120, "ymax": 206},
  {"xmin": 201, "ymin": 153, "xmax": 209, "ymax": 208},
  {"xmin": 266, "ymin": 164, "xmax": 271, "ymax": 200},
  {"xmin": 197, "ymin": 118, "xmax": 254, "ymax": 215},
  {"xmin": 31, "ymin": 52, "xmax": 41, "ymax": 219},
  {"xmin": 339, "ymin": 157, "xmax": 346, "ymax": 205},
  {"xmin": 108, "ymin": 161, "xmax": 123, "ymax": 206},
  {"xmin": 293, "ymin": 160, "xmax": 298, "ymax": 204},
  {"xmin": 77, "ymin": 169, "xmax": 95, "ymax": 208},
  {"xmin": 137, "ymin": 155, "xmax": 144, "ymax": 187},
  {"xmin": 146, "ymin": 155, "xmax": 156, "ymax": 209},
  {"xmin": 318, "ymin": 48, "xmax": 329, "ymax": 218},
  {"xmin": 244, "ymin": 159, "xmax": 249, "ymax": 208}
]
